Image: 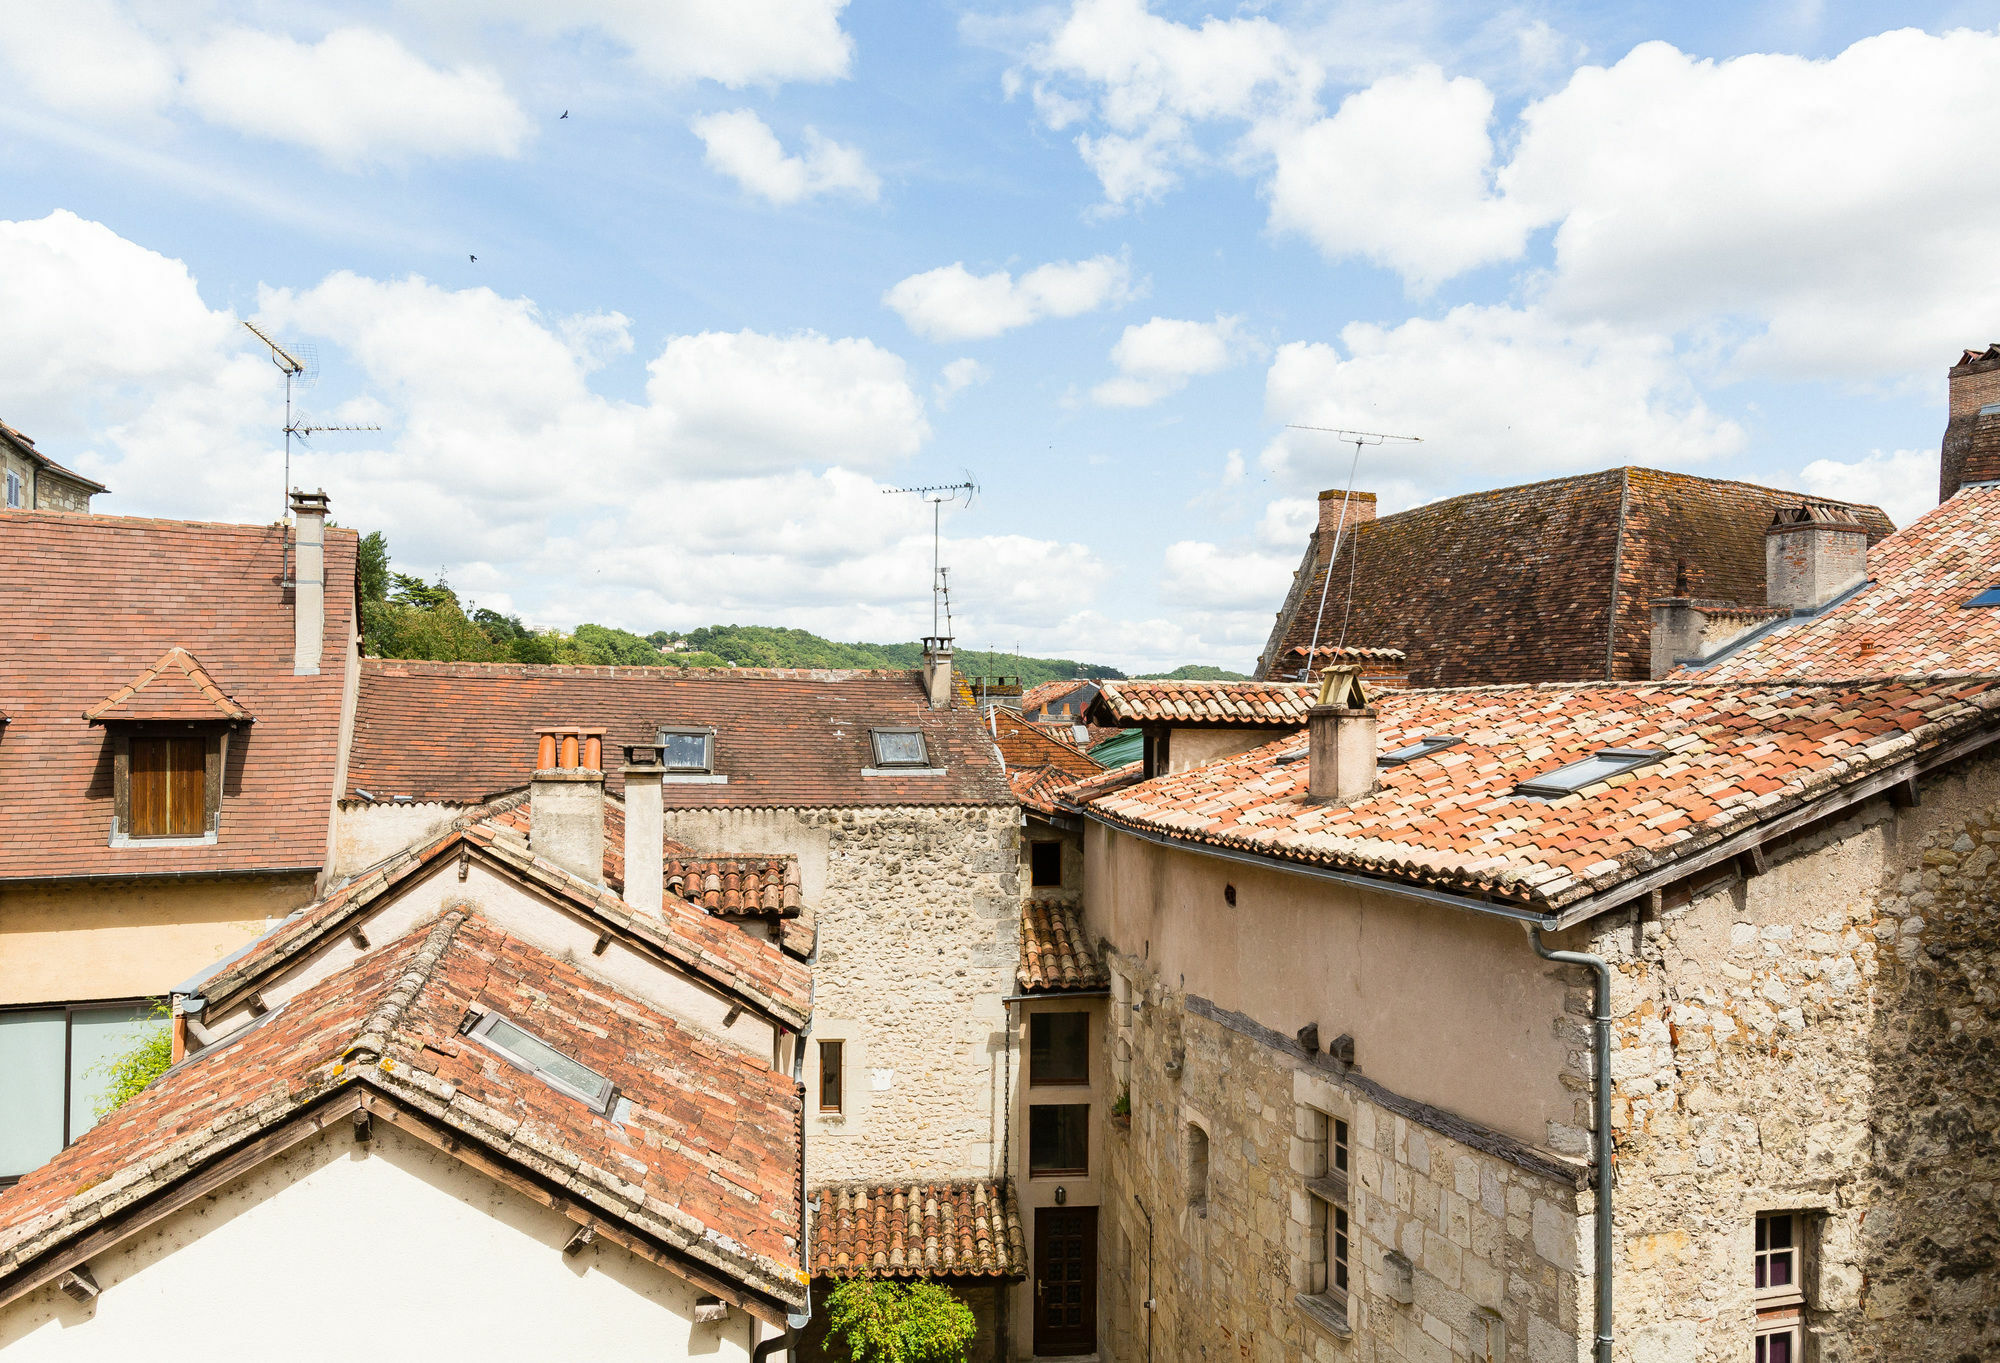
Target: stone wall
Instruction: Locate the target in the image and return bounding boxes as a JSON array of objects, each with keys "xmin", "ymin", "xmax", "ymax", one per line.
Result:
[
  {"xmin": 1578, "ymin": 751, "xmax": 2000, "ymax": 1361},
  {"xmin": 1099, "ymin": 947, "xmax": 1588, "ymax": 1363},
  {"xmin": 664, "ymin": 803, "xmax": 1020, "ymax": 1184}
]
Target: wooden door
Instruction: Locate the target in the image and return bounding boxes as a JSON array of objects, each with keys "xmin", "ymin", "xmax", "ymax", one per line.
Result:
[
  {"xmin": 1033, "ymin": 1206, "xmax": 1097, "ymax": 1356},
  {"xmin": 131, "ymin": 737, "xmax": 204, "ymax": 837}
]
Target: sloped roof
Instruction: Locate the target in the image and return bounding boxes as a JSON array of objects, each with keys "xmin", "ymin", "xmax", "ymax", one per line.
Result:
[
  {"xmin": 1258, "ymin": 468, "xmax": 1894, "ymax": 687},
  {"xmin": 83, "ymin": 646, "xmax": 253, "ymax": 724},
  {"xmin": 0, "ymin": 912, "xmax": 806, "ymax": 1315},
  {"xmin": 811, "ymin": 1180, "xmax": 1025, "ymax": 1280},
  {"xmin": 1091, "ymin": 679, "xmax": 1315, "ymax": 727},
  {"xmin": 1084, "ymin": 676, "xmax": 2000, "ymax": 916},
  {"xmin": 0, "ymin": 511, "xmax": 358, "ymax": 879},
  {"xmin": 1018, "ymin": 679, "xmax": 1097, "ymax": 715},
  {"xmin": 0, "ymin": 420, "xmax": 107, "ymax": 494},
  {"xmin": 1695, "ymin": 484, "xmax": 2000, "ymax": 679},
  {"xmin": 994, "ymin": 713, "xmax": 1102, "ymax": 778},
  {"xmin": 348, "ymin": 661, "xmax": 1013, "ymax": 808},
  {"xmin": 1019, "ymin": 900, "xmax": 1109, "ymax": 993}
]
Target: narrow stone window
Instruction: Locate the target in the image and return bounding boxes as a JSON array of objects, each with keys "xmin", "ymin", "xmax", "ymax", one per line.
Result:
[
  {"xmin": 818, "ymin": 1040, "xmax": 844, "ymax": 1113},
  {"xmin": 1187, "ymin": 1123, "xmax": 1210, "ymax": 1215},
  {"xmin": 1030, "ymin": 840, "xmax": 1063, "ymax": 887},
  {"xmin": 1301, "ymin": 1109, "xmax": 1350, "ymax": 1322},
  {"xmin": 1755, "ymin": 1211, "xmax": 1808, "ymax": 1361}
]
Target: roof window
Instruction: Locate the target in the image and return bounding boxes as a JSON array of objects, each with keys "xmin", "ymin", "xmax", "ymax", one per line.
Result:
[
  {"xmin": 656, "ymin": 727, "xmax": 714, "ymax": 773},
  {"xmin": 870, "ymin": 728, "xmax": 930, "ymax": 768},
  {"xmin": 463, "ymin": 1010, "xmax": 615, "ymax": 1111},
  {"xmin": 1515, "ymin": 748, "xmax": 1663, "ymax": 798},
  {"xmin": 1965, "ymin": 586, "xmax": 2000, "ymax": 608},
  {"xmin": 1378, "ymin": 736, "xmax": 1460, "ymax": 766}
]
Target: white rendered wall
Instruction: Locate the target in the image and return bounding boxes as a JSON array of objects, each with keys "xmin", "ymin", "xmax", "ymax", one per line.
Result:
[{"xmin": 0, "ymin": 1123, "xmax": 759, "ymax": 1361}]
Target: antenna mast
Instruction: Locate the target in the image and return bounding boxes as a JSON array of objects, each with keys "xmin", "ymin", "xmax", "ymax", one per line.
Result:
[
  {"xmin": 243, "ymin": 320, "xmax": 379, "ymax": 583},
  {"xmin": 882, "ymin": 478, "xmax": 978, "ymax": 637},
  {"xmin": 1283, "ymin": 426, "xmax": 1423, "ymax": 679}
]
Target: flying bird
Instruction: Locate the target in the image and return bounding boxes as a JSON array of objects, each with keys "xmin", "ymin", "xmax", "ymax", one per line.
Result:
[
  {"xmin": 560, "ymin": 110, "xmax": 569, "ymax": 119},
  {"xmin": 469, "ymin": 254, "xmax": 477, "ymax": 263}
]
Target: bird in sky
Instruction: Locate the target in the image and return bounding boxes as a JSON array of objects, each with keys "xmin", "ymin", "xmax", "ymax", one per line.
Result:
[
  {"xmin": 469, "ymin": 254, "xmax": 477, "ymax": 263},
  {"xmin": 560, "ymin": 110, "xmax": 569, "ymax": 119}
]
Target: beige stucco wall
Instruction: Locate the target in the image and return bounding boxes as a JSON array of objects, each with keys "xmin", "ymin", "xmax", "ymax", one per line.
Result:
[
  {"xmin": 0, "ymin": 1121, "xmax": 759, "ymax": 1361},
  {"xmin": 0, "ymin": 873, "xmax": 315, "ymax": 1005},
  {"xmin": 1167, "ymin": 726, "xmax": 1293, "ymax": 773},
  {"xmin": 1083, "ymin": 821, "xmax": 1573, "ymax": 1148},
  {"xmin": 664, "ymin": 804, "xmax": 1019, "ymax": 1185},
  {"xmin": 332, "ymin": 798, "xmax": 465, "ymax": 875}
]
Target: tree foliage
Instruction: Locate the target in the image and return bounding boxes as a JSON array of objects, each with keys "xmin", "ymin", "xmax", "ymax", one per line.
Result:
[
  {"xmin": 1134, "ymin": 664, "xmax": 1248, "ymax": 680},
  {"xmin": 91, "ymin": 1001, "xmax": 173, "ymax": 1119},
  {"xmin": 822, "ymin": 1280, "xmax": 976, "ymax": 1363}
]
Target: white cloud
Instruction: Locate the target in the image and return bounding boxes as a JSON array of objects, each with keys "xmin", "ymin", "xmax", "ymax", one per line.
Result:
[
  {"xmin": 1160, "ymin": 538, "xmax": 1298, "ymax": 610},
  {"xmin": 934, "ymin": 358, "xmax": 990, "ymax": 406},
  {"xmin": 884, "ymin": 254, "xmax": 1136, "ymax": 342},
  {"xmin": 1091, "ymin": 314, "xmax": 1249, "ymax": 406},
  {"xmin": 0, "ymin": 0, "xmax": 174, "ymax": 120},
  {"xmin": 1261, "ymin": 304, "xmax": 1745, "ymax": 491},
  {"xmin": 181, "ymin": 28, "xmax": 530, "ymax": 165},
  {"xmin": 1798, "ymin": 448, "xmax": 1939, "ymax": 530},
  {"xmin": 691, "ymin": 109, "xmax": 879, "ymax": 204},
  {"xmin": 488, "ymin": 0, "xmax": 854, "ymax": 87}
]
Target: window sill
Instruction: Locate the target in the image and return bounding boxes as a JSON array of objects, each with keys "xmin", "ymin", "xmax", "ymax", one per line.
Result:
[
  {"xmin": 861, "ymin": 766, "xmax": 947, "ymax": 777},
  {"xmin": 661, "ymin": 773, "xmax": 728, "ymax": 784},
  {"xmin": 1296, "ymin": 1293, "xmax": 1352, "ymax": 1341},
  {"xmin": 110, "ymin": 830, "xmax": 218, "ymax": 849}
]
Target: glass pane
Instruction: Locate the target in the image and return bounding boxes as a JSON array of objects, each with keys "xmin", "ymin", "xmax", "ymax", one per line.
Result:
[
  {"xmin": 1767, "ymin": 1251, "xmax": 1792, "ymax": 1288},
  {"xmin": 1028, "ymin": 1104, "xmax": 1090, "ymax": 1174},
  {"xmin": 71, "ymin": 1004, "xmax": 165, "ymax": 1137},
  {"xmin": 659, "ymin": 732, "xmax": 710, "ymax": 770},
  {"xmin": 1030, "ymin": 1013, "xmax": 1089, "ymax": 1085},
  {"xmin": 1768, "ymin": 1216, "xmax": 1792, "ymax": 1249},
  {"xmin": 873, "ymin": 730, "xmax": 927, "ymax": 766},
  {"xmin": 1755, "ymin": 1256, "xmax": 1769, "ymax": 1289},
  {"xmin": 1030, "ymin": 841, "xmax": 1063, "ymax": 887},
  {"xmin": 1529, "ymin": 755, "xmax": 1633, "ymax": 791},
  {"xmin": 0, "ymin": 1011, "xmax": 68, "ymax": 1177},
  {"xmin": 483, "ymin": 1016, "xmax": 610, "ymax": 1104},
  {"xmin": 819, "ymin": 1041, "xmax": 843, "ymax": 1112},
  {"xmin": 1766, "ymin": 1332, "xmax": 1792, "ymax": 1363}
]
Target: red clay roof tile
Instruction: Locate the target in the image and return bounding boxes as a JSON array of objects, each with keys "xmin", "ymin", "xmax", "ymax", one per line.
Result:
[
  {"xmin": 83, "ymin": 646, "xmax": 253, "ymax": 724},
  {"xmin": 812, "ymin": 1180, "xmax": 1025, "ymax": 1279}
]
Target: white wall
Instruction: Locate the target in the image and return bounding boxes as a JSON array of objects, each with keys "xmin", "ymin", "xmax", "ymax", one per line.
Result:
[{"xmin": 0, "ymin": 1123, "xmax": 759, "ymax": 1361}]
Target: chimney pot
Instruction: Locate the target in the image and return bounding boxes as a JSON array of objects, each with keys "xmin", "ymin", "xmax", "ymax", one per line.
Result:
[
  {"xmin": 289, "ymin": 489, "xmax": 329, "ymax": 676},
  {"xmin": 921, "ymin": 636, "xmax": 954, "ymax": 709},
  {"xmin": 1765, "ymin": 501, "xmax": 1868, "ymax": 612},
  {"xmin": 1306, "ymin": 665, "xmax": 1377, "ymax": 804},
  {"xmin": 1317, "ymin": 489, "xmax": 1377, "ymax": 539}
]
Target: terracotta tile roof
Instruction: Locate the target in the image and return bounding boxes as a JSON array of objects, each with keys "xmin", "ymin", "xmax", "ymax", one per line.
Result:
[
  {"xmin": 1696, "ymin": 485, "xmax": 2000, "ymax": 679},
  {"xmin": 1257, "ymin": 468, "xmax": 1894, "ymax": 687},
  {"xmin": 348, "ymin": 661, "xmax": 1013, "ymax": 808},
  {"xmin": 1018, "ymin": 679, "xmax": 1097, "ymax": 716},
  {"xmin": 994, "ymin": 713, "xmax": 1102, "ymax": 780},
  {"xmin": 1091, "ymin": 679, "xmax": 1316, "ymax": 726},
  {"xmin": 1019, "ymin": 900, "xmax": 1108, "ymax": 992},
  {"xmin": 1011, "ymin": 764, "xmax": 1084, "ymax": 818},
  {"xmin": 1084, "ymin": 677, "xmax": 2000, "ymax": 915},
  {"xmin": 812, "ymin": 1180, "xmax": 1025, "ymax": 1279},
  {"xmin": 665, "ymin": 844, "xmax": 802, "ymax": 915},
  {"xmin": 1053, "ymin": 760, "xmax": 1145, "ymax": 810},
  {"xmin": 0, "ymin": 511, "xmax": 358, "ymax": 879},
  {"xmin": 0, "ymin": 912, "xmax": 807, "ymax": 1312},
  {"xmin": 83, "ymin": 646, "xmax": 254, "ymax": 724}
]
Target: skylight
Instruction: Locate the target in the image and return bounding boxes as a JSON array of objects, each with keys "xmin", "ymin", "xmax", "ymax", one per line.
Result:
[
  {"xmin": 1515, "ymin": 748, "xmax": 1663, "ymax": 798},
  {"xmin": 871, "ymin": 728, "xmax": 930, "ymax": 767},
  {"xmin": 656, "ymin": 727, "xmax": 714, "ymax": 773},
  {"xmin": 1379, "ymin": 736, "xmax": 1460, "ymax": 766},
  {"xmin": 1965, "ymin": 586, "xmax": 2000, "ymax": 608},
  {"xmin": 465, "ymin": 1010, "xmax": 615, "ymax": 1111}
]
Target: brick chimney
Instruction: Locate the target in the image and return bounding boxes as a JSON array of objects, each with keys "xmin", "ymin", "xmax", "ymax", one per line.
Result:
[
  {"xmin": 1306, "ymin": 664, "xmax": 1377, "ymax": 804},
  {"xmin": 1765, "ymin": 502, "xmax": 1868, "ymax": 612},
  {"xmin": 290, "ymin": 489, "xmax": 329, "ymax": 676},
  {"xmin": 921, "ymin": 635, "xmax": 954, "ymax": 709},
  {"xmin": 1941, "ymin": 344, "xmax": 2000, "ymax": 502},
  {"xmin": 529, "ymin": 726, "xmax": 605, "ymax": 884},
  {"xmin": 620, "ymin": 743, "xmax": 665, "ymax": 913},
  {"xmin": 1317, "ymin": 488, "xmax": 1377, "ymax": 539}
]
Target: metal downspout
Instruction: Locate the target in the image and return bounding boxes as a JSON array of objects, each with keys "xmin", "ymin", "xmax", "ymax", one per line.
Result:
[{"xmin": 1529, "ymin": 926, "xmax": 1613, "ymax": 1363}]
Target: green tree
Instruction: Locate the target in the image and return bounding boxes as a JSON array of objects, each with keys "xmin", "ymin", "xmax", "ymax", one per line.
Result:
[
  {"xmin": 356, "ymin": 530, "xmax": 390, "ymax": 602},
  {"xmin": 91, "ymin": 1001, "xmax": 173, "ymax": 1118},
  {"xmin": 1135, "ymin": 664, "xmax": 1248, "ymax": 680},
  {"xmin": 822, "ymin": 1280, "xmax": 975, "ymax": 1363}
]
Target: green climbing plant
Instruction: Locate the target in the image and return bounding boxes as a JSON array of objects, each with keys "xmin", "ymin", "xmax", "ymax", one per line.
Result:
[
  {"xmin": 822, "ymin": 1279, "xmax": 977, "ymax": 1363},
  {"xmin": 91, "ymin": 1000, "xmax": 173, "ymax": 1119}
]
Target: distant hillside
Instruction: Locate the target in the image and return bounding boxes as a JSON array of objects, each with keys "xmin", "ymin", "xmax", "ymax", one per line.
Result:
[
  {"xmin": 1133, "ymin": 665, "xmax": 1249, "ymax": 681},
  {"xmin": 664, "ymin": 626, "xmax": 1127, "ymax": 688}
]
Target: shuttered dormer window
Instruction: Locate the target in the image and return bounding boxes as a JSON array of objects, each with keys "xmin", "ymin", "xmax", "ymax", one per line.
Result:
[{"xmin": 130, "ymin": 737, "xmax": 205, "ymax": 837}]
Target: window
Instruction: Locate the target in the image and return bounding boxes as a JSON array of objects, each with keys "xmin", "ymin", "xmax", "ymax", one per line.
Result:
[
  {"xmin": 0, "ymin": 1001, "xmax": 164, "ymax": 1182},
  {"xmin": 1965, "ymin": 586, "xmax": 2000, "ymax": 608},
  {"xmin": 1755, "ymin": 1212, "xmax": 1807, "ymax": 1361},
  {"xmin": 129, "ymin": 736, "xmax": 206, "ymax": 837},
  {"xmin": 1303, "ymin": 1109, "xmax": 1350, "ymax": 1316},
  {"xmin": 870, "ymin": 728, "xmax": 929, "ymax": 767},
  {"xmin": 656, "ymin": 727, "xmax": 714, "ymax": 773},
  {"xmin": 1515, "ymin": 748, "xmax": 1663, "ymax": 797},
  {"xmin": 1187, "ymin": 1124, "xmax": 1210, "ymax": 1214},
  {"xmin": 1030, "ymin": 1012, "xmax": 1089, "ymax": 1086},
  {"xmin": 819, "ymin": 1040, "xmax": 844, "ymax": 1113},
  {"xmin": 1378, "ymin": 735, "xmax": 1461, "ymax": 766},
  {"xmin": 1028, "ymin": 1104, "xmax": 1089, "ymax": 1175},
  {"xmin": 4, "ymin": 470, "xmax": 19, "ymax": 508},
  {"xmin": 465, "ymin": 1011, "xmax": 614, "ymax": 1111},
  {"xmin": 1030, "ymin": 840, "xmax": 1063, "ymax": 887}
]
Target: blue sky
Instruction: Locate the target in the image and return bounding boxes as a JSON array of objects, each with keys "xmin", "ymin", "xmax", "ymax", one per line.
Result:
[{"xmin": 1, "ymin": 1, "xmax": 1995, "ymax": 672}]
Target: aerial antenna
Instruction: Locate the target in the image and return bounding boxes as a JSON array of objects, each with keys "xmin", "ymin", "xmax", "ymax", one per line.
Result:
[
  {"xmin": 1283, "ymin": 426, "xmax": 1423, "ymax": 680},
  {"xmin": 244, "ymin": 320, "xmax": 379, "ymax": 584},
  {"xmin": 882, "ymin": 476, "xmax": 978, "ymax": 638}
]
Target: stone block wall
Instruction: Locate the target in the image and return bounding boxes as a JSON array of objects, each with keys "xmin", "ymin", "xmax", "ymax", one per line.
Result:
[{"xmin": 1099, "ymin": 950, "xmax": 1588, "ymax": 1363}]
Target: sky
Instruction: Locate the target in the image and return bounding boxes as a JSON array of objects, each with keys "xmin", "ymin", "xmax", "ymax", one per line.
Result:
[{"xmin": 2, "ymin": 1, "xmax": 1996, "ymax": 674}]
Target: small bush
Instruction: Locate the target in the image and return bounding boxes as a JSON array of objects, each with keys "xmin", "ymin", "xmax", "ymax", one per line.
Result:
[
  {"xmin": 822, "ymin": 1279, "xmax": 976, "ymax": 1363},
  {"xmin": 91, "ymin": 1001, "xmax": 173, "ymax": 1119}
]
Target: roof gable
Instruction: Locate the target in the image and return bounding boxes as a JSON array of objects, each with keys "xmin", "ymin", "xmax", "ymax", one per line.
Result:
[{"xmin": 83, "ymin": 646, "xmax": 253, "ymax": 724}]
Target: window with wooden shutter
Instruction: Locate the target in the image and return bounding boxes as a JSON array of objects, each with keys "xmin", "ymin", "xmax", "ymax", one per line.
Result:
[{"xmin": 129, "ymin": 737, "xmax": 205, "ymax": 837}]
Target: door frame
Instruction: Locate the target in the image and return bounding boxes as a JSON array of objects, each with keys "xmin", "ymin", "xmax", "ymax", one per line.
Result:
[{"xmin": 1032, "ymin": 1204, "xmax": 1098, "ymax": 1357}]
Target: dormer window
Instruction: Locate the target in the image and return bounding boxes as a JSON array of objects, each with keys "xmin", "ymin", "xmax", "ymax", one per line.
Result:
[
  {"xmin": 1516, "ymin": 748, "xmax": 1663, "ymax": 797},
  {"xmin": 463, "ymin": 1009, "xmax": 615, "ymax": 1112},
  {"xmin": 1965, "ymin": 586, "xmax": 2000, "ymax": 608},
  {"xmin": 1378, "ymin": 736, "xmax": 1460, "ymax": 766},
  {"xmin": 870, "ymin": 728, "xmax": 929, "ymax": 768},
  {"xmin": 656, "ymin": 727, "xmax": 715, "ymax": 773}
]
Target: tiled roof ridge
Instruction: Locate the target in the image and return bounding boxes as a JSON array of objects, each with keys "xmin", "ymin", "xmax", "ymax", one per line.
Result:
[
  {"xmin": 363, "ymin": 658, "xmax": 924, "ymax": 682},
  {"xmin": 1361, "ymin": 671, "xmax": 2000, "ymax": 700},
  {"xmin": 0, "ymin": 506, "xmax": 358, "ymax": 537},
  {"xmin": 1019, "ymin": 900, "xmax": 1109, "ymax": 992},
  {"xmin": 346, "ymin": 910, "xmax": 467, "ymax": 1063},
  {"xmin": 82, "ymin": 645, "xmax": 254, "ymax": 723}
]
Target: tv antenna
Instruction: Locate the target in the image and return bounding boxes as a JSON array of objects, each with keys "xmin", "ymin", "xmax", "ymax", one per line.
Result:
[
  {"xmin": 1283, "ymin": 425, "xmax": 1422, "ymax": 679},
  {"xmin": 883, "ymin": 477, "xmax": 978, "ymax": 638},
  {"xmin": 244, "ymin": 320, "xmax": 379, "ymax": 583}
]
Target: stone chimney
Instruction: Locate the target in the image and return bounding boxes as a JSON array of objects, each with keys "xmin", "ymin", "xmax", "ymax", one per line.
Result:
[
  {"xmin": 921, "ymin": 635, "xmax": 954, "ymax": 709},
  {"xmin": 529, "ymin": 726, "xmax": 605, "ymax": 884},
  {"xmin": 620, "ymin": 743, "xmax": 665, "ymax": 913},
  {"xmin": 1318, "ymin": 488, "xmax": 1377, "ymax": 540},
  {"xmin": 290, "ymin": 489, "xmax": 329, "ymax": 676},
  {"xmin": 1766, "ymin": 502, "xmax": 1868, "ymax": 612},
  {"xmin": 1306, "ymin": 664, "xmax": 1377, "ymax": 804},
  {"xmin": 1941, "ymin": 344, "xmax": 2000, "ymax": 502}
]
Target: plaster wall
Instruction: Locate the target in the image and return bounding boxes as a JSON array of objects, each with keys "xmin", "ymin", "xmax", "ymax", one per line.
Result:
[
  {"xmin": 0, "ymin": 873, "xmax": 315, "ymax": 1005},
  {"xmin": 0, "ymin": 1122, "xmax": 758, "ymax": 1361},
  {"xmin": 1167, "ymin": 726, "xmax": 1293, "ymax": 774},
  {"xmin": 332, "ymin": 799, "xmax": 464, "ymax": 875},
  {"xmin": 1082, "ymin": 821, "xmax": 1573, "ymax": 1148},
  {"xmin": 663, "ymin": 804, "xmax": 1018, "ymax": 1184}
]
